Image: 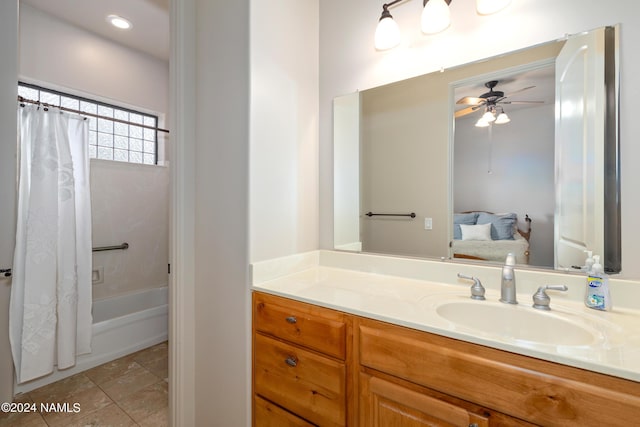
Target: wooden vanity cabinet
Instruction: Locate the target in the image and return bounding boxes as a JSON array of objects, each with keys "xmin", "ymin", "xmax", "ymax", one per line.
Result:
[
  {"xmin": 253, "ymin": 292, "xmax": 640, "ymax": 426},
  {"xmin": 253, "ymin": 292, "xmax": 353, "ymax": 427}
]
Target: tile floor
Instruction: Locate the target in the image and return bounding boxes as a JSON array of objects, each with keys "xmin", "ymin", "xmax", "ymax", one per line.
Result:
[{"xmin": 0, "ymin": 341, "xmax": 168, "ymax": 427}]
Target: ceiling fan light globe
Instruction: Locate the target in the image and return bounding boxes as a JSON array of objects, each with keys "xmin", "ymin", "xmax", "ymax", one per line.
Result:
[
  {"xmin": 375, "ymin": 16, "xmax": 401, "ymax": 50},
  {"xmin": 476, "ymin": 0, "xmax": 511, "ymax": 16},
  {"xmin": 475, "ymin": 118, "xmax": 490, "ymax": 127},
  {"xmin": 482, "ymin": 110, "xmax": 496, "ymax": 122},
  {"xmin": 421, "ymin": 0, "xmax": 451, "ymax": 35},
  {"xmin": 495, "ymin": 112, "xmax": 511, "ymax": 124}
]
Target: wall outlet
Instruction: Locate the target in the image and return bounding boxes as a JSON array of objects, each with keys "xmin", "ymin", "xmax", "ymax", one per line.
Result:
[
  {"xmin": 92, "ymin": 266, "xmax": 104, "ymax": 285},
  {"xmin": 424, "ymin": 217, "xmax": 433, "ymax": 230}
]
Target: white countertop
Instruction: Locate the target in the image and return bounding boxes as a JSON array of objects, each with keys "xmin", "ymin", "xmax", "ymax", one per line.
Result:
[{"xmin": 251, "ymin": 251, "xmax": 640, "ymax": 382}]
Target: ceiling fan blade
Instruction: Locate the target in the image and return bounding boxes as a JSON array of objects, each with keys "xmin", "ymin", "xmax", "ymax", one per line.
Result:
[
  {"xmin": 456, "ymin": 96, "xmax": 484, "ymax": 105},
  {"xmin": 454, "ymin": 106, "xmax": 478, "ymax": 118},
  {"xmin": 506, "ymin": 85, "xmax": 536, "ymax": 96},
  {"xmin": 500, "ymin": 100, "xmax": 545, "ymax": 104}
]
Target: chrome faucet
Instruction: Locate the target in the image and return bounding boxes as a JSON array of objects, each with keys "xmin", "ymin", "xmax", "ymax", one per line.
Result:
[
  {"xmin": 532, "ymin": 285, "xmax": 568, "ymax": 310},
  {"xmin": 500, "ymin": 253, "xmax": 518, "ymax": 304},
  {"xmin": 457, "ymin": 273, "xmax": 486, "ymax": 300}
]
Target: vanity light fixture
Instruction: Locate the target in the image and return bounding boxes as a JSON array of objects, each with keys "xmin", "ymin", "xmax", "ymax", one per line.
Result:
[
  {"xmin": 106, "ymin": 14, "xmax": 132, "ymax": 30},
  {"xmin": 421, "ymin": 0, "xmax": 451, "ymax": 35},
  {"xmin": 374, "ymin": 5, "xmax": 402, "ymax": 51},
  {"xmin": 375, "ymin": 0, "xmax": 511, "ymax": 51}
]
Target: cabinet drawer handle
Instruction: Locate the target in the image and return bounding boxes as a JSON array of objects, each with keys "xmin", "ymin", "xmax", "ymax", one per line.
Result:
[
  {"xmin": 469, "ymin": 424, "xmax": 479, "ymax": 427},
  {"xmin": 284, "ymin": 356, "xmax": 298, "ymax": 367},
  {"xmin": 285, "ymin": 316, "xmax": 297, "ymax": 324}
]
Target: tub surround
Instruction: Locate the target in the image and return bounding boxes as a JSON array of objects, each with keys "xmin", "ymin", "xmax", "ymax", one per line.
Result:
[
  {"xmin": 90, "ymin": 160, "xmax": 169, "ymax": 301},
  {"xmin": 251, "ymin": 250, "xmax": 640, "ymax": 382}
]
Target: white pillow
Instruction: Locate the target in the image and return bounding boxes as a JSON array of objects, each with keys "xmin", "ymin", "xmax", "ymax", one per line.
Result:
[{"xmin": 460, "ymin": 223, "xmax": 492, "ymax": 241}]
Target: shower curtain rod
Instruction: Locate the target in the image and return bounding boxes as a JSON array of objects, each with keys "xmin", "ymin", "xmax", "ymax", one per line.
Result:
[{"xmin": 17, "ymin": 96, "xmax": 170, "ymax": 134}]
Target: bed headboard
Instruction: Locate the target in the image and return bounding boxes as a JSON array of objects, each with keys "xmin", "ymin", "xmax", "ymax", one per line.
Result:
[{"xmin": 459, "ymin": 211, "xmax": 532, "ymax": 242}]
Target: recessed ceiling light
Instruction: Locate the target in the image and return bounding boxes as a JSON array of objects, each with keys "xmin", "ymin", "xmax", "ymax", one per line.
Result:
[{"xmin": 106, "ymin": 14, "xmax": 132, "ymax": 30}]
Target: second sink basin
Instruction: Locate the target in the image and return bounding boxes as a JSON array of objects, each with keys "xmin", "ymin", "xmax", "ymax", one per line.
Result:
[{"xmin": 436, "ymin": 301, "xmax": 598, "ymax": 346}]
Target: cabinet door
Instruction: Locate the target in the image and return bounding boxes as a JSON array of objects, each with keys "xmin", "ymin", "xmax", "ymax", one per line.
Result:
[{"xmin": 360, "ymin": 373, "xmax": 489, "ymax": 427}]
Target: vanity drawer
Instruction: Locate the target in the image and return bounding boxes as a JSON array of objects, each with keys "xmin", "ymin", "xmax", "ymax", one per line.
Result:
[
  {"xmin": 253, "ymin": 292, "xmax": 347, "ymax": 359},
  {"xmin": 254, "ymin": 396, "xmax": 315, "ymax": 427},
  {"xmin": 254, "ymin": 333, "xmax": 346, "ymax": 427}
]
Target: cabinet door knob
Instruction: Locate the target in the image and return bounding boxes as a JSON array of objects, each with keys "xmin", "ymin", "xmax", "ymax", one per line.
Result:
[
  {"xmin": 284, "ymin": 356, "xmax": 298, "ymax": 367},
  {"xmin": 285, "ymin": 316, "xmax": 297, "ymax": 324}
]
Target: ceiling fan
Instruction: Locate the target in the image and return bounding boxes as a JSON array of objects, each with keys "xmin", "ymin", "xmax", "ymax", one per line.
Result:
[{"xmin": 454, "ymin": 80, "xmax": 543, "ymax": 119}]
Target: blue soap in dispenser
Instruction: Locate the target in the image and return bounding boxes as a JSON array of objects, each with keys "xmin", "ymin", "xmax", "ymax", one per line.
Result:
[{"xmin": 585, "ymin": 255, "xmax": 611, "ymax": 311}]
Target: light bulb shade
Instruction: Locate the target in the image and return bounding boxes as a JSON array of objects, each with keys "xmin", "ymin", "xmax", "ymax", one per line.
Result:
[
  {"xmin": 494, "ymin": 112, "xmax": 511, "ymax": 124},
  {"xmin": 375, "ymin": 15, "xmax": 401, "ymax": 50},
  {"xmin": 482, "ymin": 110, "xmax": 496, "ymax": 122},
  {"xmin": 476, "ymin": 0, "xmax": 511, "ymax": 15},
  {"xmin": 421, "ymin": 0, "xmax": 451, "ymax": 35},
  {"xmin": 475, "ymin": 118, "xmax": 490, "ymax": 127}
]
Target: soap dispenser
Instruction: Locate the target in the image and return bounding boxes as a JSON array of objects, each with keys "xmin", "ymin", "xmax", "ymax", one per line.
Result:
[
  {"xmin": 500, "ymin": 253, "xmax": 517, "ymax": 304},
  {"xmin": 584, "ymin": 250, "xmax": 595, "ymax": 272},
  {"xmin": 585, "ymin": 255, "xmax": 612, "ymax": 311}
]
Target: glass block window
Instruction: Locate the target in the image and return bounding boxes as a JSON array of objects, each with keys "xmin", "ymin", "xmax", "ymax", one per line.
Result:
[{"xmin": 18, "ymin": 82, "xmax": 158, "ymax": 165}]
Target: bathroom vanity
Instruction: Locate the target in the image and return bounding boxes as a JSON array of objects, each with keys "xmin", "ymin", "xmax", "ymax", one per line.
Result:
[{"xmin": 251, "ymin": 251, "xmax": 640, "ymax": 426}]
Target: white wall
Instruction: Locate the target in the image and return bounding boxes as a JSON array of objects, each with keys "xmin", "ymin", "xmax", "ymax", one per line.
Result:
[
  {"xmin": 19, "ymin": 4, "xmax": 170, "ymax": 300},
  {"xmin": 191, "ymin": 0, "xmax": 250, "ymax": 424},
  {"xmin": 250, "ymin": 0, "xmax": 319, "ymax": 262},
  {"xmin": 19, "ymin": 4, "xmax": 168, "ymax": 115},
  {"xmin": 320, "ymin": 0, "xmax": 640, "ymax": 279},
  {"xmin": 0, "ymin": 0, "xmax": 18, "ymax": 405}
]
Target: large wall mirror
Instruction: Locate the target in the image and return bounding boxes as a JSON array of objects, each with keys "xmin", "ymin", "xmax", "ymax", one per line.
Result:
[{"xmin": 333, "ymin": 25, "xmax": 620, "ymax": 273}]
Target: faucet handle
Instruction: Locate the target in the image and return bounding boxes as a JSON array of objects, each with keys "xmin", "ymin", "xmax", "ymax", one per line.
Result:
[
  {"xmin": 457, "ymin": 273, "xmax": 486, "ymax": 301},
  {"xmin": 532, "ymin": 285, "xmax": 568, "ymax": 310}
]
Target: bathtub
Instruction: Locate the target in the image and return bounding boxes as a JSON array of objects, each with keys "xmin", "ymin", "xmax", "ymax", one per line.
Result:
[{"xmin": 15, "ymin": 286, "xmax": 168, "ymax": 394}]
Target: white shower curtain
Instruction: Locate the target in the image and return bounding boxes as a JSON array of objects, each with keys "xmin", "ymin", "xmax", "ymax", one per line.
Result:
[{"xmin": 10, "ymin": 105, "xmax": 93, "ymax": 384}]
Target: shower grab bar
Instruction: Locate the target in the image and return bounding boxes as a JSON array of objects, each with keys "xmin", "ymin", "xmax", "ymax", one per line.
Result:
[{"xmin": 92, "ymin": 242, "xmax": 129, "ymax": 252}]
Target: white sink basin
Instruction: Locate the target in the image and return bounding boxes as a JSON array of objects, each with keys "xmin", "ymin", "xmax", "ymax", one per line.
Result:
[{"xmin": 436, "ymin": 301, "xmax": 597, "ymax": 346}]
